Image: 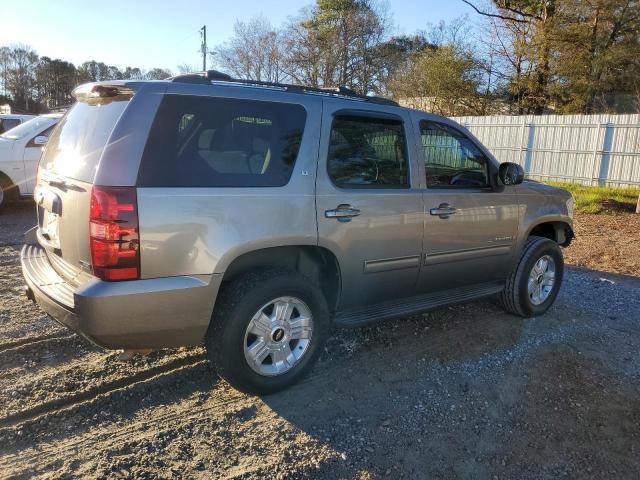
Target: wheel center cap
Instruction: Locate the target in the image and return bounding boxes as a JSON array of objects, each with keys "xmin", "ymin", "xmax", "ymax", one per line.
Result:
[{"xmin": 271, "ymin": 327, "xmax": 285, "ymax": 343}]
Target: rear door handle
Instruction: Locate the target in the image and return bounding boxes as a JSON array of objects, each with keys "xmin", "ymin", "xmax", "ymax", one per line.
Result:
[
  {"xmin": 325, "ymin": 204, "xmax": 361, "ymax": 222},
  {"xmin": 430, "ymin": 203, "xmax": 457, "ymax": 218}
]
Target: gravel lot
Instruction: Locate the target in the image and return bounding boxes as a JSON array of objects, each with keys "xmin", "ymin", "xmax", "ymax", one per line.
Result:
[{"xmin": 1, "ymin": 203, "xmax": 639, "ymax": 479}]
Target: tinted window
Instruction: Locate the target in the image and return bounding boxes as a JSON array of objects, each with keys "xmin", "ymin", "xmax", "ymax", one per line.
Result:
[
  {"xmin": 40, "ymin": 100, "xmax": 129, "ymax": 182},
  {"xmin": 138, "ymin": 95, "xmax": 307, "ymax": 187},
  {"xmin": 27, "ymin": 124, "xmax": 56, "ymax": 147},
  {"xmin": 420, "ymin": 121, "xmax": 489, "ymax": 188},
  {"xmin": 328, "ymin": 116, "xmax": 408, "ymax": 188},
  {"xmin": 2, "ymin": 117, "xmax": 54, "ymax": 140},
  {"xmin": 0, "ymin": 118, "xmax": 20, "ymax": 133}
]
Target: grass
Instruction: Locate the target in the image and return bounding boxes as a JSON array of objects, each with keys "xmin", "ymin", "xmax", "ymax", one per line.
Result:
[{"xmin": 546, "ymin": 181, "xmax": 639, "ymax": 214}]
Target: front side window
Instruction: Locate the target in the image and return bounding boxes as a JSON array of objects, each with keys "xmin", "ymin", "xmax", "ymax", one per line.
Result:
[
  {"xmin": 138, "ymin": 95, "xmax": 307, "ymax": 187},
  {"xmin": 0, "ymin": 118, "xmax": 20, "ymax": 133},
  {"xmin": 2, "ymin": 117, "xmax": 52, "ymax": 140},
  {"xmin": 328, "ymin": 115, "xmax": 409, "ymax": 189},
  {"xmin": 27, "ymin": 124, "xmax": 56, "ymax": 147},
  {"xmin": 420, "ymin": 121, "xmax": 489, "ymax": 188}
]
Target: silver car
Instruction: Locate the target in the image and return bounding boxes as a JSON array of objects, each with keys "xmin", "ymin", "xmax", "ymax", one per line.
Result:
[{"xmin": 22, "ymin": 72, "xmax": 574, "ymax": 394}]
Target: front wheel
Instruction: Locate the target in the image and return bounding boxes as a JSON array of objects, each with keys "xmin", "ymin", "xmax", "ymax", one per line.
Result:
[
  {"xmin": 0, "ymin": 176, "xmax": 14, "ymax": 212},
  {"xmin": 501, "ymin": 236, "xmax": 564, "ymax": 317},
  {"xmin": 206, "ymin": 269, "xmax": 329, "ymax": 394}
]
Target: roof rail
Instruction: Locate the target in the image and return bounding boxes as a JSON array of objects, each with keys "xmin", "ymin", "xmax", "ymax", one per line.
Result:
[{"xmin": 169, "ymin": 70, "xmax": 398, "ymax": 107}]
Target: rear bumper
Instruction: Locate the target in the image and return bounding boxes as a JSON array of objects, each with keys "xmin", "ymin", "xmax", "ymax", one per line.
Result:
[{"xmin": 21, "ymin": 241, "xmax": 222, "ymax": 349}]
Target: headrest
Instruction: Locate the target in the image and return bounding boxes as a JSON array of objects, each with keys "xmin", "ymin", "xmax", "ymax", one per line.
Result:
[{"xmin": 198, "ymin": 129, "xmax": 215, "ymax": 150}]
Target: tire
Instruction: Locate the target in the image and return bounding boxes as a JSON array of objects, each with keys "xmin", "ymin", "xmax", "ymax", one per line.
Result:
[
  {"xmin": 206, "ymin": 268, "xmax": 330, "ymax": 395},
  {"xmin": 0, "ymin": 175, "xmax": 13, "ymax": 212},
  {"xmin": 500, "ymin": 235, "xmax": 564, "ymax": 317}
]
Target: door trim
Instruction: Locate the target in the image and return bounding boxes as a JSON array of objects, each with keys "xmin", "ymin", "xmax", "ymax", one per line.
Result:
[
  {"xmin": 364, "ymin": 255, "xmax": 420, "ymax": 273},
  {"xmin": 424, "ymin": 245, "xmax": 512, "ymax": 266}
]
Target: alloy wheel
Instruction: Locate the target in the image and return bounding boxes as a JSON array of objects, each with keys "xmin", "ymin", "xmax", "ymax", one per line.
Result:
[{"xmin": 243, "ymin": 296, "xmax": 313, "ymax": 376}]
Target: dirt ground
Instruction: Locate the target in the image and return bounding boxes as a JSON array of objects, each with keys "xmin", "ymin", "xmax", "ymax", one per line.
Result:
[
  {"xmin": 564, "ymin": 213, "xmax": 640, "ymax": 276},
  {"xmin": 1, "ymin": 204, "xmax": 639, "ymax": 479}
]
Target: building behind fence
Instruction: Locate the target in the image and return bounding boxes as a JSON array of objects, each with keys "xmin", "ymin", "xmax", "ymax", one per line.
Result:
[{"xmin": 453, "ymin": 114, "xmax": 640, "ymax": 188}]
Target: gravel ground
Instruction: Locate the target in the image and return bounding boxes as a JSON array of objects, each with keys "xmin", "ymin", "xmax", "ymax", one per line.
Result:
[{"xmin": 1, "ymin": 203, "xmax": 639, "ymax": 479}]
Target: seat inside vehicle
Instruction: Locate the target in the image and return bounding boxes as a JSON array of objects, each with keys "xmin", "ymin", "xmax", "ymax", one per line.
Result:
[{"xmin": 197, "ymin": 120, "xmax": 272, "ymax": 175}]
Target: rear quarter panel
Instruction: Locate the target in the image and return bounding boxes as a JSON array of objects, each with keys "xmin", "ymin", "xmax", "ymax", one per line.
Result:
[
  {"xmin": 137, "ymin": 85, "xmax": 322, "ymax": 278},
  {"xmin": 94, "ymin": 82, "xmax": 168, "ymax": 186}
]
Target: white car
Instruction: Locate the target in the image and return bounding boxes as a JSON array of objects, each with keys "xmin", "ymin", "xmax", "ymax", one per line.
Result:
[
  {"xmin": 0, "ymin": 114, "xmax": 36, "ymax": 134},
  {"xmin": 0, "ymin": 114, "xmax": 62, "ymax": 209}
]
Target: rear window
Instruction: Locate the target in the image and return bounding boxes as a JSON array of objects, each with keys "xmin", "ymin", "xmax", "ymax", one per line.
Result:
[
  {"xmin": 40, "ymin": 100, "xmax": 129, "ymax": 182},
  {"xmin": 137, "ymin": 94, "xmax": 307, "ymax": 187}
]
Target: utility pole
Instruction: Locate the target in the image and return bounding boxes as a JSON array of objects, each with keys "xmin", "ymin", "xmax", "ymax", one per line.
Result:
[{"xmin": 200, "ymin": 25, "xmax": 207, "ymax": 71}]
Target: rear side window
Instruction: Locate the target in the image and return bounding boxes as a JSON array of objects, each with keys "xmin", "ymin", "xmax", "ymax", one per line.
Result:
[
  {"xmin": 138, "ymin": 95, "xmax": 307, "ymax": 187},
  {"xmin": 40, "ymin": 100, "xmax": 129, "ymax": 182},
  {"xmin": 327, "ymin": 115, "xmax": 408, "ymax": 189}
]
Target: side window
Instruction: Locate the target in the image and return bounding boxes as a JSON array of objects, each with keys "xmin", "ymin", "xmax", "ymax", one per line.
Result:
[
  {"xmin": 328, "ymin": 115, "xmax": 408, "ymax": 189},
  {"xmin": 1, "ymin": 118, "xmax": 20, "ymax": 133},
  {"xmin": 28, "ymin": 125, "xmax": 56, "ymax": 147},
  {"xmin": 420, "ymin": 121, "xmax": 489, "ymax": 188},
  {"xmin": 138, "ymin": 95, "xmax": 307, "ymax": 187}
]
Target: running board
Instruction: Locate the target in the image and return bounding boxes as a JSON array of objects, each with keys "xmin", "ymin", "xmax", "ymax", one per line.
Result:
[{"xmin": 333, "ymin": 282, "xmax": 504, "ymax": 328}]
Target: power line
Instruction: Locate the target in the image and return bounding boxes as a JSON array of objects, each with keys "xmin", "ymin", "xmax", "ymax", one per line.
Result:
[{"xmin": 165, "ymin": 31, "xmax": 200, "ymax": 51}]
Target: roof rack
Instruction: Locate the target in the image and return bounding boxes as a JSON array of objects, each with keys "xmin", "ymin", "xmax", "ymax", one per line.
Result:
[{"xmin": 168, "ymin": 70, "xmax": 398, "ymax": 107}]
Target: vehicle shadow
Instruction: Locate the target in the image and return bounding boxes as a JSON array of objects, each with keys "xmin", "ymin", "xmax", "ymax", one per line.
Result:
[
  {"xmin": 261, "ymin": 299, "xmax": 534, "ymax": 478},
  {"xmin": 260, "ymin": 266, "xmax": 640, "ymax": 478}
]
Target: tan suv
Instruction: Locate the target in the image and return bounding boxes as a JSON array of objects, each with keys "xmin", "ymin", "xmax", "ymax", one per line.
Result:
[{"xmin": 22, "ymin": 71, "xmax": 574, "ymax": 394}]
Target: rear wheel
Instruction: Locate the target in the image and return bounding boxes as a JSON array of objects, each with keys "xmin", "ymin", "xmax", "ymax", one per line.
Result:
[
  {"xmin": 206, "ymin": 269, "xmax": 329, "ymax": 394},
  {"xmin": 501, "ymin": 236, "xmax": 564, "ymax": 317}
]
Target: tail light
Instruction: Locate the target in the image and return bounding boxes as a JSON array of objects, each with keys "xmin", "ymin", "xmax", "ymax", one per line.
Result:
[{"xmin": 89, "ymin": 186, "xmax": 140, "ymax": 281}]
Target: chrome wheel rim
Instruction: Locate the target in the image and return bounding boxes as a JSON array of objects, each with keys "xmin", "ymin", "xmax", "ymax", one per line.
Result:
[
  {"xmin": 243, "ymin": 296, "xmax": 313, "ymax": 377},
  {"xmin": 528, "ymin": 254, "xmax": 556, "ymax": 305}
]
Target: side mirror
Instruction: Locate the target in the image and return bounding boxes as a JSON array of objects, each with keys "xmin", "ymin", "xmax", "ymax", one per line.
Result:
[
  {"xmin": 499, "ymin": 162, "xmax": 524, "ymax": 186},
  {"xmin": 33, "ymin": 135, "xmax": 48, "ymax": 146}
]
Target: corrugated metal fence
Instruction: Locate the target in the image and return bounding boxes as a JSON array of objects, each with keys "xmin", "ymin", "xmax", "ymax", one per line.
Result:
[{"xmin": 453, "ymin": 114, "xmax": 640, "ymax": 187}]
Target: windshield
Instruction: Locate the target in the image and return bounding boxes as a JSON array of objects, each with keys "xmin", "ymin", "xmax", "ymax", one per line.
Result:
[{"xmin": 0, "ymin": 116, "xmax": 56, "ymax": 140}]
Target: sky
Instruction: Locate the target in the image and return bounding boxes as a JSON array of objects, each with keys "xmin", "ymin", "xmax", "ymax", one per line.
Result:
[{"xmin": 0, "ymin": 0, "xmax": 474, "ymax": 72}]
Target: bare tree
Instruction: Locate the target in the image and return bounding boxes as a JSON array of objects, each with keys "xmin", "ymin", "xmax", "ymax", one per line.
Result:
[
  {"xmin": 281, "ymin": 6, "xmax": 324, "ymax": 87},
  {"xmin": 5, "ymin": 44, "xmax": 39, "ymax": 111},
  {"xmin": 213, "ymin": 16, "xmax": 285, "ymax": 82},
  {"xmin": 145, "ymin": 68, "xmax": 173, "ymax": 80},
  {"xmin": 177, "ymin": 63, "xmax": 199, "ymax": 74},
  {"xmin": 0, "ymin": 47, "xmax": 10, "ymax": 97},
  {"xmin": 282, "ymin": 0, "xmax": 391, "ymax": 94}
]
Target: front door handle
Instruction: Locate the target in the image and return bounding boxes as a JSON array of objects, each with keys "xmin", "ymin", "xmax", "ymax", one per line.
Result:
[
  {"xmin": 430, "ymin": 203, "xmax": 457, "ymax": 218},
  {"xmin": 325, "ymin": 204, "xmax": 361, "ymax": 222}
]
